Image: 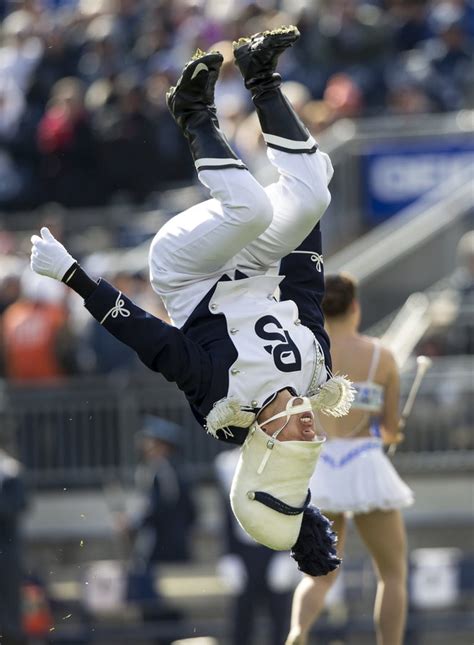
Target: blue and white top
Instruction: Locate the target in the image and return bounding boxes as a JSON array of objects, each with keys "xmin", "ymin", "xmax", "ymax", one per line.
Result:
[
  {"xmin": 82, "ymin": 224, "xmax": 331, "ymax": 440},
  {"xmin": 351, "ymin": 343, "xmax": 384, "ymax": 413}
]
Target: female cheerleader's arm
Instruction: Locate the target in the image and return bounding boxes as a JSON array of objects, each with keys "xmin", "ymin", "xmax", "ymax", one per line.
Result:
[
  {"xmin": 380, "ymin": 348, "xmax": 404, "ymax": 445},
  {"xmin": 30, "ymin": 227, "xmax": 212, "ymax": 404}
]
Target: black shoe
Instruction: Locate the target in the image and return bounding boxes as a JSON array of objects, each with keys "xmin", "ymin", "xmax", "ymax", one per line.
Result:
[
  {"xmin": 233, "ymin": 26, "xmax": 312, "ymax": 148},
  {"xmin": 233, "ymin": 25, "xmax": 300, "ymax": 92},
  {"xmin": 167, "ymin": 49, "xmax": 244, "ymax": 166},
  {"xmin": 166, "ymin": 49, "xmax": 223, "ymax": 129}
]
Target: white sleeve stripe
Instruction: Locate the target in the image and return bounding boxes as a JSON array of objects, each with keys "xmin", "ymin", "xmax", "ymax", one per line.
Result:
[
  {"xmin": 262, "ymin": 132, "xmax": 317, "ymax": 150},
  {"xmin": 195, "ymin": 157, "xmax": 247, "ymax": 169}
]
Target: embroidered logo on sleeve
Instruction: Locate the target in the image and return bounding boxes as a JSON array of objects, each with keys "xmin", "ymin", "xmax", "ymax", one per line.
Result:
[
  {"xmin": 292, "ymin": 250, "xmax": 323, "ymax": 271},
  {"xmin": 100, "ymin": 292, "xmax": 131, "ymax": 325}
]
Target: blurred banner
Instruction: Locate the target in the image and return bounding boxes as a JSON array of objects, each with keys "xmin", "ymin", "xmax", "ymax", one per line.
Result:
[{"xmin": 362, "ymin": 141, "xmax": 474, "ymax": 222}]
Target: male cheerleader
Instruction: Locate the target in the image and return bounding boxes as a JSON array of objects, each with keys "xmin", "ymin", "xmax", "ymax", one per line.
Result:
[{"xmin": 31, "ymin": 27, "xmax": 353, "ymax": 575}]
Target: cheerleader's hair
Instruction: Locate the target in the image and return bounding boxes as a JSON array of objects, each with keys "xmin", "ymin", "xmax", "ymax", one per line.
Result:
[{"xmin": 310, "ymin": 374, "xmax": 355, "ymax": 417}]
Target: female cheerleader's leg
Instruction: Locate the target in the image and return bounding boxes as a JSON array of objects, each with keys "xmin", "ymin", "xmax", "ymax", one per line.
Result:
[
  {"xmin": 353, "ymin": 509, "xmax": 408, "ymax": 645},
  {"xmin": 286, "ymin": 513, "xmax": 346, "ymax": 645}
]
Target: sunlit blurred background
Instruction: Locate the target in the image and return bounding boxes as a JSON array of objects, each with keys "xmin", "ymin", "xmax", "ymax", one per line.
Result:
[{"xmin": 0, "ymin": 0, "xmax": 472, "ymax": 643}]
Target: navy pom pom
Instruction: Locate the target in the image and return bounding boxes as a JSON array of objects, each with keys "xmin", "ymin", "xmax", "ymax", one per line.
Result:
[{"xmin": 290, "ymin": 505, "xmax": 341, "ymax": 576}]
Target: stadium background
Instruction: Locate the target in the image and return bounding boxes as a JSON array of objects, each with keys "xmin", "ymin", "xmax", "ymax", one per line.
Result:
[{"xmin": 0, "ymin": 0, "xmax": 472, "ymax": 643}]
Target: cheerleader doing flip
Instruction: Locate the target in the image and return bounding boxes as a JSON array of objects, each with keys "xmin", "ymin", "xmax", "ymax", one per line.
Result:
[{"xmin": 30, "ymin": 27, "xmax": 353, "ymax": 576}]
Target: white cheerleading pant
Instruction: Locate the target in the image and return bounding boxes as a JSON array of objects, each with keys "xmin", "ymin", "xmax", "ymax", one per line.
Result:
[
  {"xmin": 149, "ymin": 147, "xmax": 333, "ymax": 327},
  {"xmin": 310, "ymin": 437, "xmax": 414, "ymax": 515}
]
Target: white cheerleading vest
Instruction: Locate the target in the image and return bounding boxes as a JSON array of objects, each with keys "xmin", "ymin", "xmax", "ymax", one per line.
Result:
[
  {"xmin": 230, "ymin": 424, "xmax": 325, "ymax": 550},
  {"xmin": 208, "ymin": 275, "xmax": 326, "ymax": 408}
]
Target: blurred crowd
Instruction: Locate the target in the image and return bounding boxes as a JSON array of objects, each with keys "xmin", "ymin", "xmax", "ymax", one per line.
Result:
[{"xmin": 0, "ymin": 0, "xmax": 472, "ymax": 212}]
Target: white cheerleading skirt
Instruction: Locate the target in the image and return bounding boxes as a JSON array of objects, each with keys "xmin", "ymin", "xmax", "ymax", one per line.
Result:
[{"xmin": 310, "ymin": 437, "xmax": 414, "ymax": 514}]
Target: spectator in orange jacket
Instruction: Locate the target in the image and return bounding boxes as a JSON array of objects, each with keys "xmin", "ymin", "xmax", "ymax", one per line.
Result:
[{"xmin": 1, "ymin": 271, "xmax": 76, "ymax": 382}]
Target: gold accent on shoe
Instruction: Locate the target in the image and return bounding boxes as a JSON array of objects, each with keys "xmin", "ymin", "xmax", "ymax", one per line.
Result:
[
  {"xmin": 260, "ymin": 25, "xmax": 298, "ymax": 37},
  {"xmin": 233, "ymin": 25, "xmax": 299, "ymax": 51},
  {"xmin": 191, "ymin": 47, "xmax": 221, "ymax": 60},
  {"xmin": 192, "ymin": 48, "xmax": 206, "ymax": 60},
  {"xmin": 232, "ymin": 36, "xmax": 251, "ymax": 50}
]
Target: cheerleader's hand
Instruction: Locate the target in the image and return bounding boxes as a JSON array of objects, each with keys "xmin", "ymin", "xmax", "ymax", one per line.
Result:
[
  {"xmin": 30, "ymin": 227, "xmax": 76, "ymax": 281},
  {"xmin": 382, "ymin": 430, "xmax": 405, "ymax": 446}
]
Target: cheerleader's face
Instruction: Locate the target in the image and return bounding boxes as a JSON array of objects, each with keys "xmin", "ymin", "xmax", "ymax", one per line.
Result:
[{"xmin": 258, "ymin": 389, "xmax": 316, "ymax": 442}]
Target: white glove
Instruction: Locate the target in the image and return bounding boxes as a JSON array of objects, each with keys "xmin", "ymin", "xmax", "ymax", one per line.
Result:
[{"xmin": 30, "ymin": 227, "xmax": 76, "ymax": 281}]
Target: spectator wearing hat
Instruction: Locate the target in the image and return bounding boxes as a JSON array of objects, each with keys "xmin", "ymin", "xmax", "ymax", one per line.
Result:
[
  {"xmin": 131, "ymin": 416, "xmax": 196, "ymax": 565},
  {"xmin": 119, "ymin": 416, "xmax": 196, "ymax": 634}
]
